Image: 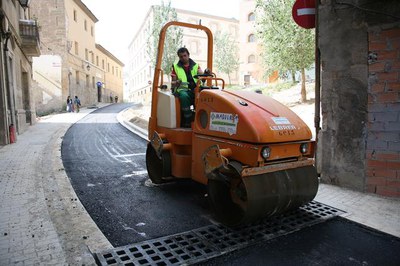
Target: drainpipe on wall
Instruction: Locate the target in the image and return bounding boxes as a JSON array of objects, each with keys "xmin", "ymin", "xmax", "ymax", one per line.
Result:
[
  {"xmin": 0, "ymin": 12, "xmax": 8, "ymax": 145},
  {"xmin": 314, "ymin": 0, "xmax": 322, "ymax": 174},
  {"xmin": 3, "ymin": 30, "xmax": 17, "ymax": 132}
]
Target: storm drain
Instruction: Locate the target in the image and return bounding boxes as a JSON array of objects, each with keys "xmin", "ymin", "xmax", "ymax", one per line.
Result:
[{"xmin": 95, "ymin": 201, "xmax": 344, "ymax": 265}]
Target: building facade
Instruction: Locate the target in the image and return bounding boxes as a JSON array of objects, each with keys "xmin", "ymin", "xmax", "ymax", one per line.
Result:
[
  {"xmin": 126, "ymin": 6, "xmax": 240, "ymax": 104},
  {"xmin": 30, "ymin": 0, "xmax": 123, "ymax": 115},
  {"xmin": 318, "ymin": 0, "xmax": 400, "ymax": 197},
  {"xmin": 0, "ymin": 0, "xmax": 41, "ymax": 145},
  {"xmin": 125, "ymin": 0, "xmax": 275, "ymax": 104},
  {"xmin": 239, "ymin": 0, "xmax": 263, "ymax": 86}
]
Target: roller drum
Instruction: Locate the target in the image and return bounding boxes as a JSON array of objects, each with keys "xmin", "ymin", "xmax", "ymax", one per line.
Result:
[{"xmin": 208, "ymin": 165, "xmax": 319, "ymax": 227}]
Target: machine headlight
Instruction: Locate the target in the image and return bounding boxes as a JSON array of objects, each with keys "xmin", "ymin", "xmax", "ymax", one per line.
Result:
[
  {"xmin": 261, "ymin": 146, "xmax": 271, "ymax": 159},
  {"xmin": 300, "ymin": 143, "xmax": 309, "ymax": 154}
]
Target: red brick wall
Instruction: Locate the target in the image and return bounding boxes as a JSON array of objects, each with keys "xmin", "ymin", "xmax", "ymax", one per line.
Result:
[{"xmin": 366, "ymin": 27, "xmax": 400, "ymax": 197}]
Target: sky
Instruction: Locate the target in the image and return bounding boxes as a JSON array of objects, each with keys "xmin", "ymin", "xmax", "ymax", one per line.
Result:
[{"xmin": 81, "ymin": 0, "xmax": 240, "ymax": 64}]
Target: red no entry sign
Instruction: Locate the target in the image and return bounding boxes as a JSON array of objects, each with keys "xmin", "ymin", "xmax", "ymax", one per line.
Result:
[{"xmin": 292, "ymin": 0, "xmax": 316, "ymax": 29}]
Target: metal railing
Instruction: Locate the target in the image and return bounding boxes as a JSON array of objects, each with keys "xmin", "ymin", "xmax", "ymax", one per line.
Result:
[{"xmin": 19, "ymin": 19, "xmax": 39, "ymax": 40}]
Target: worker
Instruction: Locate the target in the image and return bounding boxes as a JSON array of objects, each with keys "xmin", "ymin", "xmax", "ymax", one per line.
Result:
[{"xmin": 171, "ymin": 47, "xmax": 208, "ymax": 128}]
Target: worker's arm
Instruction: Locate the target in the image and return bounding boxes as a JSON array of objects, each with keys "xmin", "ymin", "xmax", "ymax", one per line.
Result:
[
  {"xmin": 171, "ymin": 75, "xmax": 180, "ymax": 88},
  {"xmin": 197, "ymin": 67, "xmax": 204, "ymax": 75},
  {"xmin": 197, "ymin": 67, "xmax": 211, "ymax": 75},
  {"xmin": 171, "ymin": 66, "xmax": 181, "ymax": 93}
]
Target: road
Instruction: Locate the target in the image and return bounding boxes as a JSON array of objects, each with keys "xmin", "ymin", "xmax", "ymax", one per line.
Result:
[
  {"xmin": 62, "ymin": 104, "xmax": 400, "ymax": 265},
  {"xmin": 62, "ymin": 103, "xmax": 211, "ymax": 247}
]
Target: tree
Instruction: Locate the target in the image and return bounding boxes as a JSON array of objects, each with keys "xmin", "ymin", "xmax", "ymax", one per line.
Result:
[
  {"xmin": 213, "ymin": 30, "xmax": 240, "ymax": 85},
  {"xmin": 147, "ymin": 1, "xmax": 183, "ymax": 80},
  {"xmin": 255, "ymin": 0, "xmax": 314, "ymax": 102}
]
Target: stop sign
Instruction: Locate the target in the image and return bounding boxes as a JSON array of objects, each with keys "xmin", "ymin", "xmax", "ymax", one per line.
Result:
[{"xmin": 292, "ymin": 0, "xmax": 316, "ymax": 29}]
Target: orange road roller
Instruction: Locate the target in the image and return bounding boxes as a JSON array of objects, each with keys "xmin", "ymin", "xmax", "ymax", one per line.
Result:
[{"xmin": 146, "ymin": 21, "xmax": 319, "ymax": 226}]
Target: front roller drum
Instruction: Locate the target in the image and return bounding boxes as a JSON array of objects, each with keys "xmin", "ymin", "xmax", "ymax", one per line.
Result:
[
  {"xmin": 145, "ymin": 142, "xmax": 171, "ymax": 184},
  {"xmin": 208, "ymin": 165, "xmax": 319, "ymax": 227}
]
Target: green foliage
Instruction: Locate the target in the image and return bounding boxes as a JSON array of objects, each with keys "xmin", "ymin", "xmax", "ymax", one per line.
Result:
[
  {"xmin": 262, "ymin": 81, "xmax": 296, "ymax": 95},
  {"xmin": 147, "ymin": 1, "xmax": 183, "ymax": 77},
  {"xmin": 213, "ymin": 30, "xmax": 240, "ymax": 84},
  {"xmin": 255, "ymin": 0, "xmax": 314, "ymax": 76}
]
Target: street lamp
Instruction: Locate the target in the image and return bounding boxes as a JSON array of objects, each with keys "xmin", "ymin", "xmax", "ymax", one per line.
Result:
[{"xmin": 18, "ymin": 0, "xmax": 31, "ymax": 8}]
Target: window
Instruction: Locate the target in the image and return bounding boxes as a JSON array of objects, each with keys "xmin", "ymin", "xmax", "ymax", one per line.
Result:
[
  {"xmin": 84, "ymin": 20, "xmax": 87, "ymax": 31},
  {"xmin": 248, "ymin": 54, "xmax": 256, "ymax": 63},
  {"xmin": 74, "ymin": 42, "xmax": 79, "ymax": 55},
  {"xmin": 91, "ymin": 26, "xmax": 94, "ymax": 36},
  {"xmin": 248, "ymin": 12, "xmax": 255, "ymax": 21},
  {"xmin": 92, "ymin": 76, "xmax": 95, "ymax": 88},
  {"xmin": 76, "ymin": 71, "xmax": 80, "ymax": 84},
  {"xmin": 85, "ymin": 49, "xmax": 88, "ymax": 60},
  {"xmin": 107, "ymin": 63, "xmax": 110, "ymax": 72},
  {"xmin": 248, "ymin": 34, "xmax": 255, "ymax": 43},
  {"xmin": 86, "ymin": 75, "xmax": 90, "ymax": 87},
  {"xmin": 102, "ymin": 59, "xmax": 105, "ymax": 69},
  {"xmin": 91, "ymin": 52, "xmax": 94, "ymax": 63},
  {"xmin": 96, "ymin": 56, "xmax": 99, "ymax": 66},
  {"xmin": 112, "ymin": 66, "xmax": 114, "ymax": 75},
  {"xmin": 73, "ymin": 10, "xmax": 77, "ymax": 22}
]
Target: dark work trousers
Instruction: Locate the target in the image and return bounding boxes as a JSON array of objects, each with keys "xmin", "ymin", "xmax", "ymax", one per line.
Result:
[{"xmin": 177, "ymin": 89, "xmax": 195, "ymax": 127}]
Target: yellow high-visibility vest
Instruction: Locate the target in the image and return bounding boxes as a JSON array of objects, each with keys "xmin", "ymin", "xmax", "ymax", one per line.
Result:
[{"xmin": 173, "ymin": 63, "xmax": 199, "ymax": 91}]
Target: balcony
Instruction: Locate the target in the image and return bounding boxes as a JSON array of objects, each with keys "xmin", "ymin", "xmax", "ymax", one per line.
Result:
[{"xmin": 19, "ymin": 19, "xmax": 41, "ymax": 57}]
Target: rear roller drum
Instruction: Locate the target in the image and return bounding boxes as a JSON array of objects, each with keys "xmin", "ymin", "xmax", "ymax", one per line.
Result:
[
  {"xmin": 145, "ymin": 142, "xmax": 171, "ymax": 184},
  {"xmin": 208, "ymin": 165, "xmax": 319, "ymax": 227}
]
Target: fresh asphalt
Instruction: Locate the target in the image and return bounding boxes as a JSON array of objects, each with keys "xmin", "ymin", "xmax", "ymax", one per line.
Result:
[
  {"xmin": 61, "ymin": 103, "xmax": 211, "ymax": 247},
  {"xmin": 62, "ymin": 104, "xmax": 400, "ymax": 265},
  {"xmin": 200, "ymin": 217, "xmax": 400, "ymax": 266}
]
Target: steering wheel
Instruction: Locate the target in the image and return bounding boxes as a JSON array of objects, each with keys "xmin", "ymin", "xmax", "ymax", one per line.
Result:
[{"xmin": 193, "ymin": 73, "xmax": 213, "ymax": 79}]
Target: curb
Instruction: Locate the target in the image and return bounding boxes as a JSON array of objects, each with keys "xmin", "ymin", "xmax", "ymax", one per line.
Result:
[
  {"xmin": 117, "ymin": 107, "xmax": 148, "ymax": 141},
  {"xmin": 50, "ymin": 105, "xmax": 113, "ymax": 263}
]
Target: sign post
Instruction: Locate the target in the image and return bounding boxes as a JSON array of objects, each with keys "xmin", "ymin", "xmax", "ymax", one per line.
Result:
[{"xmin": 292, "ymin": 0, "xmax": 316, "ymax": 29}]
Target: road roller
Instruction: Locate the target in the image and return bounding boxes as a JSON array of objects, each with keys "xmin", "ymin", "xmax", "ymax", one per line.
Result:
[{"xmin": 146, "ymin": 21, "xmax": 318, "ymax": 226}]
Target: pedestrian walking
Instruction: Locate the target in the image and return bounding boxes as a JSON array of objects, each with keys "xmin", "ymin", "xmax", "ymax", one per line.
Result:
[
  {"xmin": 115, "ymin": 95, "xmax": 118, "ymax": 103},
  {"xmin": 66, "ymin": 96, "xmax": 73, "ymax": 112},
  {"xmin": 74, "ymin": 96, "xmax": 81, "ymax": 113},
  {"xmin": 110, "ymin": 92, "xmax": 113, "ymax": 103}
]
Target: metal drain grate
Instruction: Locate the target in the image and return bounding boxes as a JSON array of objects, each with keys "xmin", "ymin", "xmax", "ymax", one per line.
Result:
[{"xmin": 95, "ymin": 201, "xmax": 344, "ymax": 265}]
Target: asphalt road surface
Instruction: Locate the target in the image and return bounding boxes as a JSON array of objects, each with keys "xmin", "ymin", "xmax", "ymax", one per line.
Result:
[
  {"xmin": 200, "ymin": 217, "xmax": 400, "ymax": 266},
  {"xmin": 62, "ymin": 104, "xmax": 400, "ymax": 265},
  {"xmin": 62, "ymin": 103, "xmax": 211, "ymax": 247}
]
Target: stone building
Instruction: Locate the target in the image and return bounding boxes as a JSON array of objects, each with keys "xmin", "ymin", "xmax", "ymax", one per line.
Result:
[
  {"xmin": 0, "ymin": 0, "xmax": 40, "ymax": 145},
  {"xmin": 239, "ymin": 0, "xmax": 272, "ymax": 86},
  {"xmin": 318, "ymin": 0, "xmax": 400, "ymax": 197},
  {"xmin": 30, "ymin": 0, "xmax": 124, "ymax": 115},
  {"xmin": 126, "ymin": 6, "xmax": 240, "ymax": 104}
]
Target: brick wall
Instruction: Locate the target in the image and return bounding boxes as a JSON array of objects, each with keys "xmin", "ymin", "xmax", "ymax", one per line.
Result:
[{"xmin": 366, "ymin": 27, "xmax": 400, "ymax": 197}]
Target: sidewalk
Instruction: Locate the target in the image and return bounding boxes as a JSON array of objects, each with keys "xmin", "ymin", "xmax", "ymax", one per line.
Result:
[
  {"xmin": 0, "ymin": 104, "xmax": 112, "ymax": 265},
  {"xmin": 0, "ymin": 104, "xmax": 399, "ymax": 265}
]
